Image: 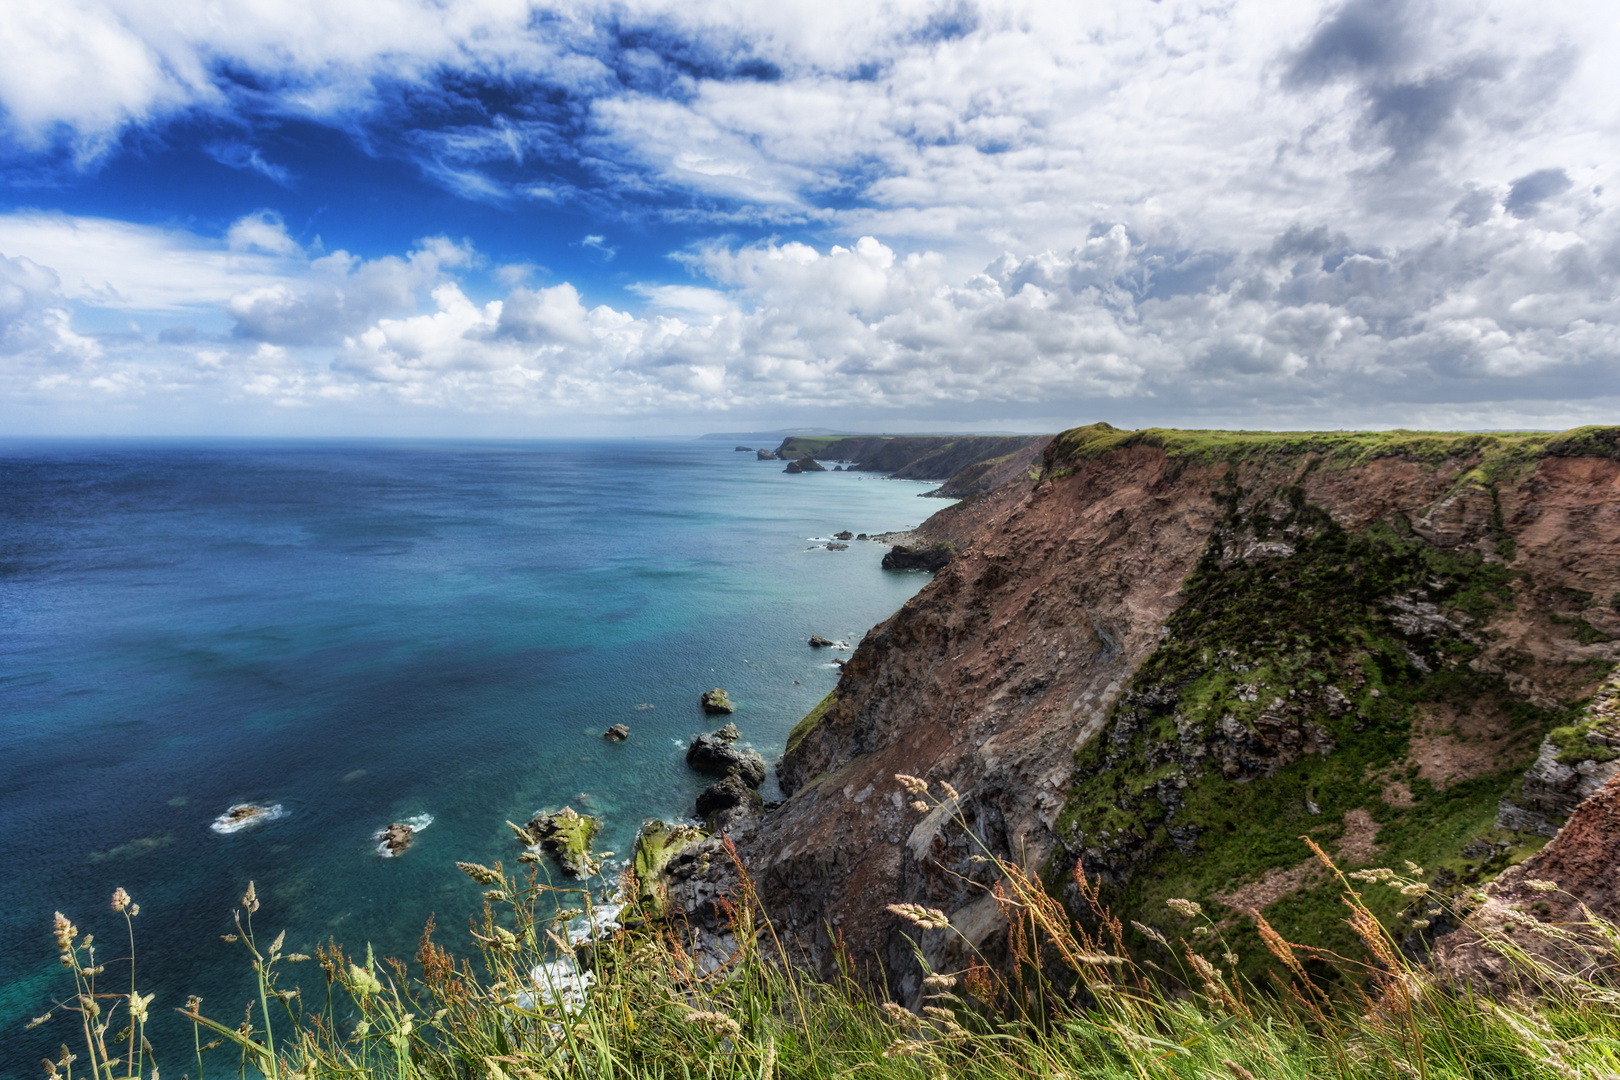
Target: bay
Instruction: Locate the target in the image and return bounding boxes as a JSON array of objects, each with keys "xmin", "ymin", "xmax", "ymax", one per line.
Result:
[{"xmin": 0, "ymin": 438, "xmax": 942, "ymax": 1075}]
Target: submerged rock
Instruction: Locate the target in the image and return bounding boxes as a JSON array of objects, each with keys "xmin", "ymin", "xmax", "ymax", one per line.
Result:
[
  {"xmin": 604, "ymin": 724, "xmax": 631, "ymax": 742},
  {"xmin": 686, "ymin": 724, "xmax": 767, "ymax": 787},
  {"xmin": 524, "ymin": 806, "xmax": 604, "ymax": 879},
  {"xmin": 209, "ymin": 802, "xmax": 284, "ymax": 834},
  {"xmin": 700, "ymin": 687, "xmax": 735, "ymax": 714}
]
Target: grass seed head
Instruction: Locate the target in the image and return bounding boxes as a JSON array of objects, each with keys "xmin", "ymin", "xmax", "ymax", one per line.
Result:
[
  {"xmin": 111, "ymin": 888, "xmax": 131, "ymax": 913},
  {"xmin": 1526, "ymin": 879, "xmax": 1560, "ymax": 892},
  {"xmin": 1167, "ymin": 898, "xmax": 1202, "ymax": 918},
  {"xmin": 887, "ymin": 903, "xmax": 951, "ymax": 929},
  {"xmin": 895, "ymin": 773, "xmax": 929, "ymax": 796}
]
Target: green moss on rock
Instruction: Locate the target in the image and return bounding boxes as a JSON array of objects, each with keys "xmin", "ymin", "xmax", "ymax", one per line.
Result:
[
  {"xmin": 631, "ymin": 819, "xmax": 707, "ymax": 919},
  {"xmin": 526, "ymin": 806, "xmax": 603, "ymax": 879},
  {"xmin": 701, "ymin": 688, "xmax": 735, "ymax": 714},
  {"xmin": 787, "ymin": 690, "xmax": 838, "ymax": 755},
  {"xmin": 1052, "ymin": 477, "xmax": 1578, "ymax": 991}
]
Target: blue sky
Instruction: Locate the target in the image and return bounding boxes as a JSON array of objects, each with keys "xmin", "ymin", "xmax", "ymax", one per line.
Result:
[{"xmin": 1, "ymin": 0, "xmax": 1617, "ymax": 436}]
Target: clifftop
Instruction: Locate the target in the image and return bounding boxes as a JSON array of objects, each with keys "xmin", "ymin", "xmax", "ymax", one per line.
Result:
[{"xmin": 704, "ymin": 422, "xmax": 1620, "ymax": 1004}]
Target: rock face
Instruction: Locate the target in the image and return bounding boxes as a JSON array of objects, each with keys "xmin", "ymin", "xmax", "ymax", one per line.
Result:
[
  {"xmin": 756, "ymin": 449, "xmax": 778, "ymax": 460},
  {"xmin": 604, "ymin": 724, "xmax": 631, "ymax": 742},
  {"xmin": 700, "ymin": 688, "xmax": 735, "ymax": 714},
  {"xmin": 696, "ymin": 773, "xmax": 764, "ymax": 832},
  {"xmin": 525, "ymin": 806, "xmax": 603, "ymax": 879},
  {"xmin": 687, "ymin": 723, "xmax": 767, "ymax": 787},
  {"xmin": 784, "ymin": 457, "xmax": 827, "ymax": 474},
  {"xmin": 1496, "ymin": 668, "xmax": 1620, "ymax": 835},
  {"xmin": 715, "ymin": 424, "xmax": 1620, "ymax": 1002},
  {"xmin": 881, "ymin": 543, "xmax": 954, "ymax": 571}
]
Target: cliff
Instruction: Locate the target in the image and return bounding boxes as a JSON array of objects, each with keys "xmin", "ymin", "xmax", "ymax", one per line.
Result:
[
  {"xmin": 716, "ymin": 423, "xmax": 1620, "ymax": 1002},
  {"xmin": 774, "ymin": 434, "xmax": 1051, "ymax": 495}
]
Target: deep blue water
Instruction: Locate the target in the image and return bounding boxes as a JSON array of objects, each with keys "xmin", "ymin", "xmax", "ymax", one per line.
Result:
[{"xmin": 0, "ymin": 439, "xmax": 941, "ymax": 1075}]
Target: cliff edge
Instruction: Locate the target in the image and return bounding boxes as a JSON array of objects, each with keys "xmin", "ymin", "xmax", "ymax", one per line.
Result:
[{"xmin": 719, "ymin": 423, "xmax": 1620, "ymax": 1003}]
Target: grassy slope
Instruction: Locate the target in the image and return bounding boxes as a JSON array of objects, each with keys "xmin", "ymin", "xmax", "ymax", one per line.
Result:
[{"xmin": 1047, "ymin": 424, "xmax": 1620, "ymax": 991}]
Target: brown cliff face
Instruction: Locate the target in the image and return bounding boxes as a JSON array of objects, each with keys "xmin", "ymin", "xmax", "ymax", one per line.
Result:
[{"xmin": 723, "ymin": 426, "xmax": 1620, "ymax": 1002}]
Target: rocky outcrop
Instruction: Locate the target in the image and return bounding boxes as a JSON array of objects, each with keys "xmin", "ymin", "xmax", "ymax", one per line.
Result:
[
  {"xmin": 604, "ymin": 724, "xmax": 630, "ymax": 742},
  {"xmin": 735, "ymin": 446, "xmax": 753, "ymax": 452},
  {"xmin": 774, "ymin": 434, "xmax": 1049, "ymax": 487},
  {"xmin": 687, "ymin": 723, "xmax": 767, "ymax": 787},
  {"xmin": 1497, "ymin": 668, "xmax": 1620, "ymax": 835},
  {"xmin": 809, "ymin": 635, "xmax": 834, "ymax": 648},
  {"xmin": 718, "ymin": 423, "xmax": 1620, "ymax": 1002},
  {"xmin": 631, "ymin": 819, "xmax": 708, "ymax": 919},
  {"xmin": 697, "ymin": 773, "xmax": 764, "ymax": 832},
  {"xmin": 756, "ymin": 449, "xmax": 778, "ymax": 460},
  {"xmin": 881, "ymin": 542, "xmax": 954, "ymax": 572},
  {"xmin": 523, "ymin": 807, "xmax": 603, "ymax": 879},
  {"xmin": 377, "ymin": 822, "xmax": 415, "ymax": 856},
  {"xmin": 700, "ymin": 688, "xmax": 735, "ymax": 714},
  {"xmin": 784, "ymin": 457, "xmax": 827, "ymax": 473},
  {"xmin": 834, "ymin": 531, "xmax": 854, "ymax": 540}
]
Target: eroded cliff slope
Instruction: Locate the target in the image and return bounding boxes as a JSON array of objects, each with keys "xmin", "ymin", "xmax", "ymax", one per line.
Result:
[{"xmin": 731, "ymin": 424, "xmax": 1620, "ymax": 1001}]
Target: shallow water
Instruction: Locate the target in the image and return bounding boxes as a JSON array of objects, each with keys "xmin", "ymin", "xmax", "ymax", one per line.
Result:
[{"xmin": 0, "ymin": 439, "xmax": 942, "ymax": 1075}]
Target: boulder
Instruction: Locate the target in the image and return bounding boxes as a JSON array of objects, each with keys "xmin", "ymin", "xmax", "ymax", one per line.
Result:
[
  {"xmin": 755, "ymin": 449, "xmax": 778, "ymax": 460},
  {"xmin": 524, "ymin": 806, "xmax": 603, "ymax": 879},
  {"xmin": 604, "ymin": 724, "xmax": 631, "ymax": 742},
  {"xmin": 686, "ymin": 724, "xmax": 767, "ymax": 787},
  {"xmin": 783, "ymin": 457, "xmax": 826, "ymax": 473},
  {"xmin": 808, "ymin": 634, "xmax": 834, "ymax": 648},
  {"xmin": 881, "ymin": 542, "xmax": 954, "ymax": 571},
  {"xmin": 700, "ymin": 687, "xmax": 735, "ymax": 714},
  {"xmin": 696, "ymin": 773, "xmax": 764, "ymax": 833},
  {"xmin": 378, "ymin": 822, "xmax": 414, "ymax": 856}
]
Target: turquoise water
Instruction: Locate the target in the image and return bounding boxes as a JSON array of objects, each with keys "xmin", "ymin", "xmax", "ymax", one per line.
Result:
[{"xmin": 0, "ymin": 439, "xmax": 941, "ymax": 1075}]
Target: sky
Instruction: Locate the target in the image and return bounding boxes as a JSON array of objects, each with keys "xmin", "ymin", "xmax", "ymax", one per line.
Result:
[{"xmin": 0, "ymin": 0, "xmax": 1616, "ymax": 437}]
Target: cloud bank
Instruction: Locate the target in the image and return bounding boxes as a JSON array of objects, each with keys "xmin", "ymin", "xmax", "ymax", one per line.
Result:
[{"xmin": 0, "ymin": 0, "xmax": 1616, "ymax": 432}]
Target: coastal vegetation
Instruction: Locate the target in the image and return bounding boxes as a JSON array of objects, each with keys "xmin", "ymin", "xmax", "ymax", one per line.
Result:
[{"xmin": 36, "ymin": 807, "xmax": 1620, "ymax": 1080}]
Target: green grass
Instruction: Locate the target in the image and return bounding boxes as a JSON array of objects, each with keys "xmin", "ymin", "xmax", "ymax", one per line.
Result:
[
  {"xmin": 37, "ymin": 823, "xmax": 1620, "ymax": 1080},
  {"xmin": 1041, "ymin": 422, "xmax": 1620, "ymax": 481},
  {"xmin": 786, "ymin": 689, "xmax": 837, "ymax": 755},
  {"xmin": 1050, "ymin": 467, "xmax": 1596, "ymax": 990}
]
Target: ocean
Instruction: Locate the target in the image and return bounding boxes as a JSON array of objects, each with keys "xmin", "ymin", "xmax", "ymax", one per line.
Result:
[{"xmin": 0, "ymin": 439, "xmax": 942, "ymax": 1075}]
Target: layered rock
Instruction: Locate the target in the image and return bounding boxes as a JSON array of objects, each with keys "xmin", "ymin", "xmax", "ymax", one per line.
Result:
[{"xmin": 718, "ymin": 424, "xmax": 1620, "ymax": 1002}]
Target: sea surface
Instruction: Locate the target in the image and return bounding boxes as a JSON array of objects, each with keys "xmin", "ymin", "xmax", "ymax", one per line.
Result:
[{"xmin": 0, "ymin": 439, "xmax": 943, "ymax": 1075}]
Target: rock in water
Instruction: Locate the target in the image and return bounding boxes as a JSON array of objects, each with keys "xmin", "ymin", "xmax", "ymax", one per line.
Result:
[
  {"xmin": 734, "ymin": 446, "xmax": 753, "ymax": 452},
  {"xmin": 808, "ymin": 634, "xmax": 834, "ymax": 648},
  {"xmin": 696, "ymin": 773, "xmax": 764, "ymax": 832},
  {"xmin": 826, "ymin": 542, "xmax": 849, "ymax": 550},
  {"xmin": 525, "ymin": 806, "xmax": 604, "ymax": 878},
  {"xmin": 604, "ymin": 724, "xmax": 630, "ymax": 742},
  {"xmin": 783, "ymin": 456, "xmax": 827, "ymax": 473},
  {"xmin": 700, "ymin": 687, "xmax": 735, "ymax": 714},
  {"xmin": 834, "ymin": 531, "xmax": 854, "ymax": 540},
  {"xmin": 881, "ymin": 542, "xmax": 954, "ymax": 571},
  {"xmin": 686, "ymin": 724, "xmax": 767, "ymax": 787},
  {"xmin": 755, "ymin": 449, "xmax": 778, "ymax": 460},
  {"xmin": 378, "ymin": 822, "xmax": 414, "ymax": 856}
]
